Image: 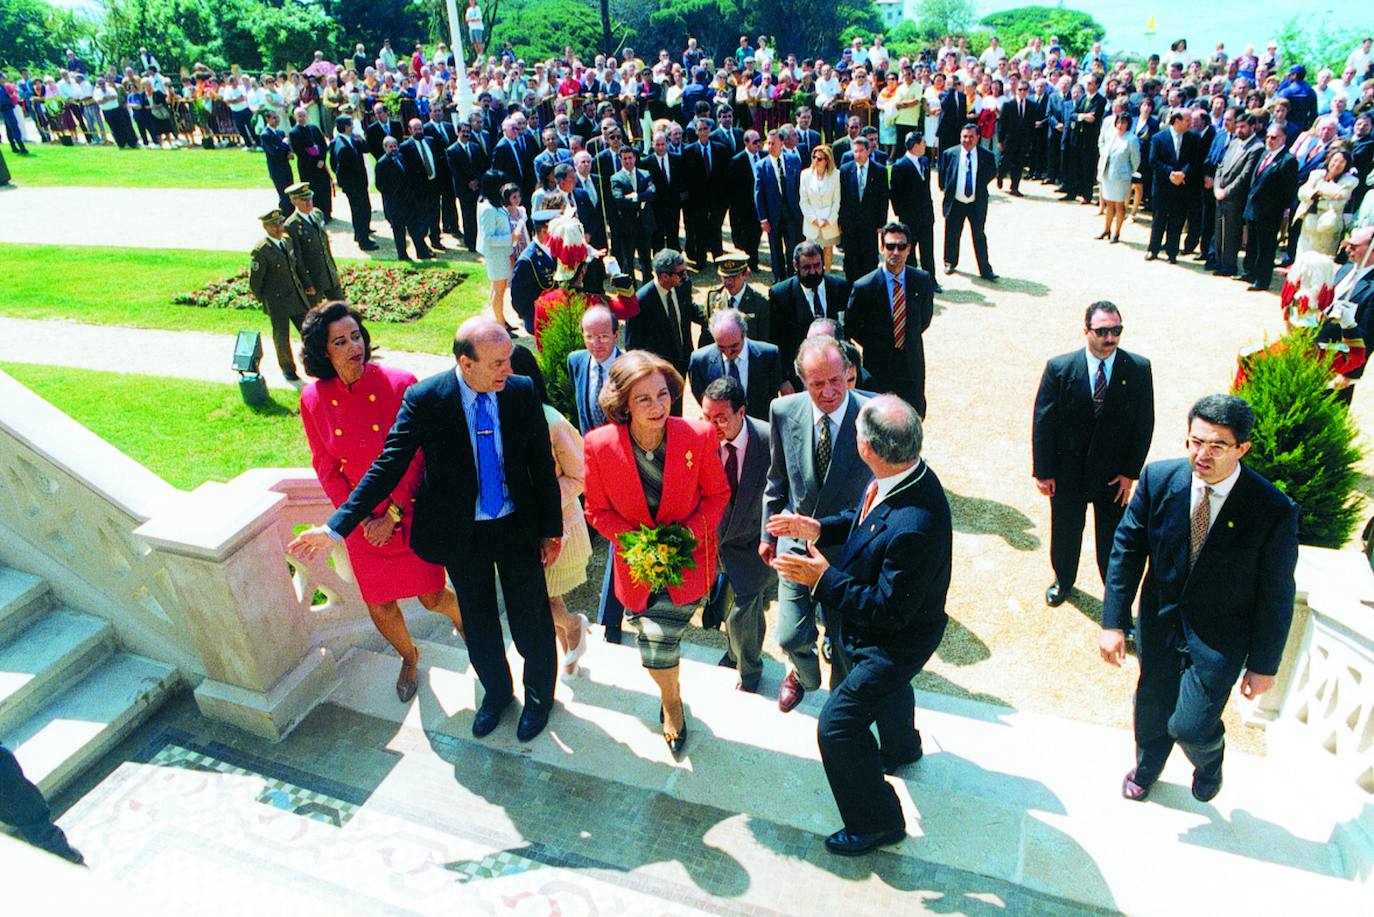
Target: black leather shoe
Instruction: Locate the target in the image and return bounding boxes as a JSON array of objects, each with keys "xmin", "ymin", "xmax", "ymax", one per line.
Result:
[
  {"xmin": 1045, "ymin": 581, "xmax": 1069, "ymax": 607},
  {"xmin": 980, "ymin": 272, "xmax": 998, "ymax": 282},
  {"xmin": 717, "ymin": 653, "xmax": 737, "ymax": 670},
  {"xmin": 359, "ymin": 240, "xmax": 380, "ymax": 251},
  {"xmin": 882, "ymin": 737, "xmax": 924, "ymax": 775},
  {"xmin": 516, "ymin": 701, "xmax": 552, "ymax": 742},
  {"xmin": 1192, "ymin": 771, "xmax": 1222, "ymax": 802},
  {"xmin": 1145, "ymin": 252, "xmax": 1158, "ymax": 261},
  {"xmin": 932, "ymin": 283, "xmax": 944, "ymax": 293},
  {"xmin": 1246, "ymin": 283, "xmax": 1267, "ymax": 292},
  {"xmin": 472, "ymin": 694, "xmax": 513, "ymax": 738},
  {"xmin": 824, "ymin": 826, "xmax": 905, "ymax": 856}
]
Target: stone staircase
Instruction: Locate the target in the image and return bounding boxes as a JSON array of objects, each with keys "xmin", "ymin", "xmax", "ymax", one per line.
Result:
[
  {"xmin": 0, "ymin": 564, "xmax": 179, "ymax": 797},
  {"xmin": 325, "ymin": 628, "xmax": 1369, "ymax": 917}
]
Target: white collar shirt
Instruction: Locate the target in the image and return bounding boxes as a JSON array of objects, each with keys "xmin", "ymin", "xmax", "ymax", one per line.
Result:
[{"xmin": 1190, "ymin": 462, "xmax": 1242, "ymax": 530}]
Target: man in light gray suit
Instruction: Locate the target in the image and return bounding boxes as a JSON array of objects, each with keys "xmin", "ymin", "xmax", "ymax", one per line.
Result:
[
  {"xmin": 1212, "ymin": 111, "xmax": 1264, "ymax": 278},
  {"xmin": 701, "ymin": 376, "xmax": 776, "ymax": 693},
  {"xmin": 762, "ymin": 336, "xmax": 871, "ymax": 712}
]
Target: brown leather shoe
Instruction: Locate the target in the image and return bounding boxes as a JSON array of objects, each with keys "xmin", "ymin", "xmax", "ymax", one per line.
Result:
[
  {"xmin": 1121, "ymin": 768, "xmax": 1152, "ymax": 802},
  {"xmin": 778, "ymin": 670, "xmax": 806, "ymax": 713}
]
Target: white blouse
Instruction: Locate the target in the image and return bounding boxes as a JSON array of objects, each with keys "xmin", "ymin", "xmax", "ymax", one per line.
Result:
[{"xmin": 799, "ymin": 167, "xmax": 841, "ymax": 243}]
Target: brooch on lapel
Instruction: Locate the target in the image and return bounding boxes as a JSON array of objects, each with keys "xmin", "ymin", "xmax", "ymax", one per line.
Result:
[
  {"xmin": 685, "ymin": 450, "xmax": 694, "ymax": 469},
  {"xmin": 1227, "ymin": 521, "xmax": 1235, "ymax": 529}
]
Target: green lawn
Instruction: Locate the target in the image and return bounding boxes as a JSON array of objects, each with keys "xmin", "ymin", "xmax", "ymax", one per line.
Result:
[
  {"xmin": 0, "ymin": 244, "xmax": 488, "ymax": 355},
  {"xmin": 5, "ymin": 143, "xmax": 273, "ymax": 189},
  {"xmin": 1, "ymin": 363, "xmax": 310, "ymax": 490}
]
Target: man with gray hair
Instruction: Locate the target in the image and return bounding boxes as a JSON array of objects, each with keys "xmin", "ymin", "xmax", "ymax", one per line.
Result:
[
  {"xmin": 770, "ymin": 393, "xmax": 951, "ymax": 856},
  {"xmin": 626, "ymin": 248, "xmax": 706, "ymax": 390},
  {"xmin": 761, "ymin": 336, "xmax": 870, "ymax": 713},
  {"xmin": 688, "ymin": 307, "xmax": 784, "ymax": 420}
]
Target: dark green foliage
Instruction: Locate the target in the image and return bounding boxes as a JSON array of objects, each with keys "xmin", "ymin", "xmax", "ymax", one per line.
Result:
[
  {"xmin": 644, "ymin": 0, "xmax": 881, "ymax": 65},
  {"xmin": 1276, "ymin": 16, "xmax": 1369, "ymax": 75},
  {"xmin": 979, "ymin": 6, "xmax": 1105, "ymax": 59},
  {"xmin": 535, "ymin": 293, "xmax": 588, "ymax": 422},
  {"xmin": 0, "ymin": 0, "xmax": 75, "ymax": 70},
  {"xmin": 1233, "ymin": 328, "xmax": 1366, "ymax": 548},
  {"xmin": 493, "ymin": 0, "xmax": 609, "ymax": 62}
]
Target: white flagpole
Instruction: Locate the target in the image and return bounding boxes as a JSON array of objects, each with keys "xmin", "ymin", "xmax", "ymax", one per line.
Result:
[{"xmin": 445, "ymin": 0, "xmax": 476, "ymax": 121}]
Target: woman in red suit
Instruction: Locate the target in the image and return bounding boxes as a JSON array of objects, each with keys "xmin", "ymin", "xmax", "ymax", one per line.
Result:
[
  {"xmin": 583, "ymin": 350, "xmax": 730, "ymax": 758},
  {"xmin": 296, "ymin": 302, "xmax": 464, "ymax": 703}
]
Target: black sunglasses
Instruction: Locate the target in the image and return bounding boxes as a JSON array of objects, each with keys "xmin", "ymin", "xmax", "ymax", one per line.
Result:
[
  {"xmin": 1089, "ymin": 325, "xmax": 1124, "ymax": 338},
  {"xmin": 883, "ymin": 241, "xmax": 910, "ymax": 251}
]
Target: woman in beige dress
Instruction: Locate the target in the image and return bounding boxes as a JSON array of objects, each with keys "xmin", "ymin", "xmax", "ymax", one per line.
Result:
[{"xmin": 800, "ymin": 145, "xmax": 841, "ymax": 270}]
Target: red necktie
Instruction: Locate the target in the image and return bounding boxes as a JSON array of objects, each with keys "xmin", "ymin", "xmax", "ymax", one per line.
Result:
[{"xmin": 858, "ymin": 480, "xmax": 879, "ymax": 522}]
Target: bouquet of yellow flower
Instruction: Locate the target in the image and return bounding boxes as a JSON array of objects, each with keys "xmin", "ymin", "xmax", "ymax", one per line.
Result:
[{"xmin": 617, "ymin": 523, "xmax": 698, "ymax": 591}]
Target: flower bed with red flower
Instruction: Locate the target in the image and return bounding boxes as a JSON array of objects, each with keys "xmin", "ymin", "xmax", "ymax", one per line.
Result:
[{"xmin": 173, "ymin": 264, "xmax": 464, "ymax": 323}]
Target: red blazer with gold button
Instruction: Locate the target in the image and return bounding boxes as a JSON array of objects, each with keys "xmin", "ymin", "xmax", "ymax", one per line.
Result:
[{"xmin": 583, "ymin": 417, "xmax": 730, "ymax": 612}]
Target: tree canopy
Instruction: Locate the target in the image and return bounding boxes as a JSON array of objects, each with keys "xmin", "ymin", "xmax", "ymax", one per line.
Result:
[
  {"xmin": 978, "ymin": 6, "xmax": 1105, "ymax": 59},
  {"xmin": 492, "ymin": 0, "xmax": 606, "ymax": 62},
  {"xmin": 644, "ymin": 0, "xmax": 882, "ymax": 65}
]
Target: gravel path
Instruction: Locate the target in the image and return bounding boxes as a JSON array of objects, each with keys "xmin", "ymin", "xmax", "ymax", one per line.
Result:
[{"xmin": 5, "ymin": 177, "xmax": 1371, "ymax": 752}]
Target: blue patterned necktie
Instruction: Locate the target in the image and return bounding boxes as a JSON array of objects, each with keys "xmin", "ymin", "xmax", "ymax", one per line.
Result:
[
  {"xmin": 475, "ymin": 392, "xmax": 504, "ymax": 517},
  {"xmin": 591, "ymin": 362, "xmax": 607, "ymax": 427},
  {"xmin": 727, "ymin": 358, "xmax": 741, "ymax": 383},
  {"xmin": 964, "ymin": 151, "xmax": 973, "ymax": 197}
]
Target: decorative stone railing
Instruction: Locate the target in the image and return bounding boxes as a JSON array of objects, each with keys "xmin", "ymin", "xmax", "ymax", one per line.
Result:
[{"xmin": 1250, "ymin": 546, "xmax": 1374, "ymax": 882}]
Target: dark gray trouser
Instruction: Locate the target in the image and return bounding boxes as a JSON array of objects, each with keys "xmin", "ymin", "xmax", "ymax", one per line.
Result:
[{"xmin": 0, "ymin": 743, "xmax": 83, "ymax": 863}]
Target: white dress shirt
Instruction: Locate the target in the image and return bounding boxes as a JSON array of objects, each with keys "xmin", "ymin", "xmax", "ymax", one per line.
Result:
[
  {"xmin": 721, "ymin": 345, "xmax": 749, "ymax": 392},
  {"xmin": 1084, "ymin": 348, "xmax": 1117, "ymax": 394},
  {"xmin": 1190, "ymin": 462, "xmax": 1241, "ymax": 530},
  {"xmin": 810, "ymin": 397, "xmax": 848, "ymax": 445},
  {"xmin": 868, "ymin": 459, "xmax": 928, "ymax": 516}
]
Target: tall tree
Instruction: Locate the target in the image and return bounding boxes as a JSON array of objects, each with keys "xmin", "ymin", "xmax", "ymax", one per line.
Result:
[{"xmin": 918, "ymin": 0, "xmax": 977, "ymax": 38}]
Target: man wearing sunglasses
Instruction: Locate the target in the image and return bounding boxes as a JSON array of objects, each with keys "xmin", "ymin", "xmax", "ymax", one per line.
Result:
[
  {"xmin": 1100, "ymin": 394, "xmax": 1297, "ymax": 805},
  {"xmin": 1033, "ymin": 302, "xmax": 1155, "ymax": 608}
]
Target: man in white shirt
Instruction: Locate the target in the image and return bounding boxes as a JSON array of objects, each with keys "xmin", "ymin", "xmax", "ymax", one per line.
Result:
[
  {"xmin": 979, "ymin": 37, "xmax": 1006, "ymax": 68},
  {"xmin": 1346, "ymin": 38, "xmax": 1373, "ymax": 82}
]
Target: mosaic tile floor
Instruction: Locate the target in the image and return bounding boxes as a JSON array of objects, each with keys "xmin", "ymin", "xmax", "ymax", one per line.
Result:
[{"xmin": 50, "ymin": 693, "xmax": 1110, "ymax": 916}]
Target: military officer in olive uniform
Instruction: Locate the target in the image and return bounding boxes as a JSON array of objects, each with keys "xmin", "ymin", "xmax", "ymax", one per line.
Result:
[
  {"xmin": 249, "ymin": 209, "xmax": 312, "ymax": 381},
  {"xmin": 706, "ymin": 255, "xmax": 773, "ymax": 344},
  {"xmin": 283, "ymin": 182, "xmax": 343, "ymax": 305}
]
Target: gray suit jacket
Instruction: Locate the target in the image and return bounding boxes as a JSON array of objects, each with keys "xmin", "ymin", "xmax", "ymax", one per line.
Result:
[
  {"xmin": 762, "ymin": 391, "xmax": 871, "ymax": 561},
  {"xmin": 717, "ymin": 417, "xmax": 776, "ymax": 595},
  {"xmin": 1216, "ymin": 135, "xmax": 1263, "ymax": 205}
]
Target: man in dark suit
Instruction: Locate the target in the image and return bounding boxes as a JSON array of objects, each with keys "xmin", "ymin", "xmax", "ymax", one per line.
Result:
[
  {"xmin": 1241, "ymin": 123, "xmax": 1300, "ymax": 292},
  {"xmin": 688, "ymin": 308, "xmax": 784, "ymax": 420},
  {"xmin": 706, "ymin": 255, "xmax": 772, "ymax": 342},
  {"xmin": 374, "ymin": 135, "xmax": 431, "ymax": 261},
  {"xmin": 936, "ymin": 77, "xmax": 968, "ymax": 152},
  {"xmin": 889, "ymin": 132, "xmax": 939, "ymax": 284},
  {"xmin": 830, "ymin": 115, "xmax": 863, "ymax": 166},
  {"xmin": 290, "ymin": 319, "xmax": 566, "ymax": 744},
  {"xmin": 755, "ymin": 128, "xmax": 804, "ymax": 280},
  {"xmin": 446, "ymin": 120, "xmax": 488, "ymax": 253},
  {"xmin": 643, "ymin": 130, "xmax": 684, "ymax": 252},
  {"xmin": 328, "ymin": 116, "xmax": 377, "ymax": 250},
  {"xmin": 792, "ymin": 107, "xmax": 822, "ymax": 162},
  {"xmin": 559, "ymin": 158, "xmax": 607, "ymax": 252},
  {"xmin": 762, "ymin": 338, "xmax": 871, "ymax": 713},
  {"xmin": 682, "ymin": 118, "xmax": 729, "ymax": 263},
  {"xmin": 711, "ymin": 106, "xmax": 746, "ymax": 157},
  {"xmin": 771, "ymin": 395, "xmax": 950, "ymax": 856},
  {"xmin": 532, "ymin": 127, "xmax": 572, "ymax": 190},
  {"xmin": 365, "ymin": 102, "xmax": 404, "ymax": 159},
  {"xmin": 1181, "ymin": 107, "xmax": 1217, "ymax": 258},
  {"xmin": 838, "ymin": 136, "xmax": 889, "ymax": 282},
  {"xmin": 400, "ymin": 117, "xmax": 447, "ymax": 253},
  {"xmin": 491, "ymin": 116, "xmax": 536, "ymax": 203},
  {"xmin": 727, "ymin": 130, "xmax": 765, "ymax": 270},
  {"xmin": 1062, "ymin": 76, "xmax": 1106, "ymax": 203},
  {"xmin": 1146, "ymin": 111, "xmax": 1200, "ymax": 263},
  {"xmin": 700, "ymin": 377, "xmax": 776, "ymax": 691},
  {"xmin": 769, "ymin": 241, "xmax": 851, "ymax": 386},
  {"xmin": 259, "ymin": 110, "xmax": 295, "ymax": 215},
  {"xmin": 846, "ymin": 222, "xmax": 937, "ymax": 417},
  {"xmin": 609, "ymin": 147, "xmax": 656, "ymax": 283},
  {"xmin": 1102, "ymin": 394, "xmax": 1298, "ymax": 804},
  {"xmin": 510, "ymin": 210, "xmax": 558, "ymax": 333},
  {"xmin": 625, "ymin": 248, "xmax": 705, "ymax": 385},
  {"xmin": 0, "ymin": 742, "xmax": 84, "ymax": 864},
  {"xmin": 998, "ymin": 81, "xmax": 1036, "ymax": 195},
  {"xmin": 1033, "ymin": 302, "xmax": 1155, "ymax": 607},
  {"xmin": 938, "ymin": 124, "xmax": 997, "ymax": 280},
  {"xmin": 1211, "ymin": 113, "xmax": 1263, "ymax": 277},
  {"xmin": 423, "ymin": 108, "xmax": 461, "ymax": 238}
]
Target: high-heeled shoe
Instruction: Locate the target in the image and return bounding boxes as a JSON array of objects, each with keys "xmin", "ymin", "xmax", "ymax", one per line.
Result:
[
  {"xmin": 663, "ymin": 708, "xmax": 688, "ymax": 759},
  {"xmin": 1096, "ymin": 231, "xmax": 1110, "ymax": 240},
  {"xmin": 1110, "ymin": 235, "xmax": 1121, "ymax": 244},
  {"xmin": 396, "ymin": 647, "xmax": 420, "ymax": 703},
  {"xmin": 560, "ymin": 613, "xmax": 590, "ymax": 680}
]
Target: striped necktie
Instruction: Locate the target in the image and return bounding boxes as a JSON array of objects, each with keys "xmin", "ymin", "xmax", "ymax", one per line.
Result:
[
  {"xmin": 891, "ymin": 273, "xmax": 907, "ymax": 349},
  {"xmin": 1092, "ymin": 362, "xmax": 1107, "ymax": 416}
]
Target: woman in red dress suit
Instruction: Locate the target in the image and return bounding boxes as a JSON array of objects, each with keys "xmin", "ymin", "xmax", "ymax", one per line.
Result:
[
  {"xmin": 296, "ymin": 302, "xmax": 464, "ymax": 702},
  {"xmin": 583, "ymin": 350, "xmax": 730, "ymax": 758}
]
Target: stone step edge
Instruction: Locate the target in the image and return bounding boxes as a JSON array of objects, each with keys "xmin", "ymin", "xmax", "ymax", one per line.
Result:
[
  {"xmin": 0, "ymin": 566, "xmax": 52, "ymax": 642},
  {"xmin": 0, "ymin": 608, "xmax": 115, "ymax": 736}
]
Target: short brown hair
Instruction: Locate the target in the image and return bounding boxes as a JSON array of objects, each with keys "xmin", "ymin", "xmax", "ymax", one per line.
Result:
[{"xmin": 598, "ymin": 350, "xmax": 683, "ymax": 425}]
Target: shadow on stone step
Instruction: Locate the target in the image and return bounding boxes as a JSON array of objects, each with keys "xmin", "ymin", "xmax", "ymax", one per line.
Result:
[{"xmin": 1175, "ymin": 803, "xmax": 1342, "ymax": 877}]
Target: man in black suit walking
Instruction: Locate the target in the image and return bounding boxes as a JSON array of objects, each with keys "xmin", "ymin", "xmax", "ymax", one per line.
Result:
[
  {"xmin": 768, "ymin": 241, "xmax": 851, "ymax": 387},
  {"xmin": 364, "ymin": 102, "xmax": 404, "ymax": 159},
  {"xmin": 400, "ymin": 117, "xmax": 447, "ymax": 253},
  {"xmin": 888, "ymin": 132, "xmax": 939, "ymax": 284},
  {"xmin": 609, "ymin": 146, "xmax": 657, "ymax": 284},
  {"xmin": 938, "ymin": 124, "xmax": 997, "ymax": 280},
  {"xmin": 625, "ymin": 248, "xmax": 706, "ymax": 387},
  {"xmin": 846, "ymin": 222, "xmax": 937, "ymax": 417},
  {"xmin": 644, "ymin": 130, "xmax": 684, "ymax": 252},
  {"xmin": 446, "ymin": 120, "xmax": 487, "ymax": 253},
  {"xmin": 1033, "ymin": 302, "xmax": 1155, "ymax": 607},
  {"xmin": 1102, "ymin": 394, "xmax": 1298, "ymax": 804},
  {"xmin": 260, "ymin": 110, "xmax": 296, "ymax": 215},
  {"xmin": 771, "ymin": 395, "xmax": 951, "ymax": 856},
  {"xmin": 682, "ymin": 118, "xmax": 728, "ymax": 264},
  {"xmin": 1146, "ymin": 110, "xmax": 1200, "ymax": 263},
  {"xmin": 328, "ymin": 116, "xmax": 378, "ymax": 250},
  {"xmin": 374, "ymin": 135, "xmax": 432, "ymax": 261},
  {"xmin": 998, "ymin": 81, "xmax": 1036, "ymax": 196},
  {"xmin": 838, "ymin": 136, "xmax": 889, "ymax": 282},
  {"xmin": 1241, "ymin": 123, "xmax": 1299, "ymax": 292},
  {"xmin": 290, "ymin": 318, "xmax": 566, "ymax": 743}
]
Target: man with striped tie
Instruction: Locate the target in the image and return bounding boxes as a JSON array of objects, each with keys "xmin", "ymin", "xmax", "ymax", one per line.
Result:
[
  {"xmin": 1032, "ymin": 302, "xmax": 1155, "ymax": 608},
  {"xmin": 843, "ymin": 222, "xmax": 937, "ymax": 417}
]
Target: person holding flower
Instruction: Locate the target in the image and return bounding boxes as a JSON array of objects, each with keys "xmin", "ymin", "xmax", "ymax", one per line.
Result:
[{"xmin": 583, "ymin": 350, "xmax": 730, "ymax": 758}]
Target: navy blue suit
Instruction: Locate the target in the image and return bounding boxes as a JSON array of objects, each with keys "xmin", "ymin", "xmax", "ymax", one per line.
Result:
[
  {"xmin": 260, "ymin": 126, "xmax": 295, "ymax": 213},
  {"xmin": 813, "ymin": 460, "xmax": 951, "ymax": 835},
  {"xmin": 845, "ymin": 265, "xmax": 936, "ymax": 417},
  {"xmin": 1147, "ymin": 128, "xmax": 1200, "ymax": 260},
  {"xmin": 327, "ymin": 371, "xmax": 562, "ymax": 710},
  {"xmin": 510, "ymin": 241, "xmax": 556, "ymax": 334},
  {"xmin": 754, "ymin": 153, "xmax": 804, "ymax": 279},
  {"xmin": 1103, "ymin": 459, "xmax": 1298, "ymax": 786},
  {"xmin": 938, "ymin": 144, "xmax": 996, "ymax": 277},
  {"xmin": 687, "ymin": 339, "xmax": 784, "ymax": 420}
]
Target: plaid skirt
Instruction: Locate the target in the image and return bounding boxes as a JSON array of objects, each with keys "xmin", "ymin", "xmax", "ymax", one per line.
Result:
[{"xmin": 627, "ymin": 593, "xmax": 695, "ymax": 670}]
